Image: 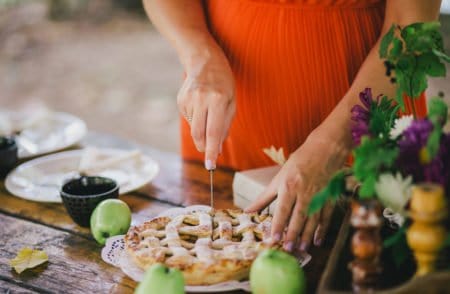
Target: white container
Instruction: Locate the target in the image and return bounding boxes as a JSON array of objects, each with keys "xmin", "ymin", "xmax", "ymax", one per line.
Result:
[{"xmin": 232, "ymin": 165, "xmax": 280, "ymax": 214}]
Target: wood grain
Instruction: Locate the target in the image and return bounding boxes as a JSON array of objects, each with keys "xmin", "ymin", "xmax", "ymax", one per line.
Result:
[
  {"xmin": 0, "ymin": 214, "xmax": 136, "ymax": 294},
  {"xmin": 0, "ymin": 279, "xmax": 41, "ymax": 294}
]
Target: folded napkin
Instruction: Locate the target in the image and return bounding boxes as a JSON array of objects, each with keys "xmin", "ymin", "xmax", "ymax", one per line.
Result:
[
  {"xmin": 79, "ymin": 148, "xmax": 143, "ymax": 175},
  {"xmin": 0, "ymin": 107, "xmax": 50, "ymax": 136}
]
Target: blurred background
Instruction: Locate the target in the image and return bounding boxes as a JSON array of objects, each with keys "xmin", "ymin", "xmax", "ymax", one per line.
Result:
[{"xmin": 0, "ymin": 0, "xmax": 449, "ymax": 153}]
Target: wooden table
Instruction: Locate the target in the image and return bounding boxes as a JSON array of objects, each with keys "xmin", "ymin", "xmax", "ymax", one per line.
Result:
[{"xmin": 0, "ymin": 132, "xmax": 338, "ymax": 293}]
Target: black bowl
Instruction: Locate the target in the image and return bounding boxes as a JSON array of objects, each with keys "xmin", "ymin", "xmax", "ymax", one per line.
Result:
[
  {"xmin": 0, "ymin": 136, "xmax": 18, "ymax": 178},
  {"xmin": 60, "ymin": 176, "xmax": 119, "ymax": 227}
]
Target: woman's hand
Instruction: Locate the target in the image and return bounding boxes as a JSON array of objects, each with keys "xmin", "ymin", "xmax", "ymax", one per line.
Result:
[
  {"xmin": 245, "ymin": 131, "xmax": 349, "ymax": 252},
  {"xmin": 178, "ymin": 44, "xmax": 235, "ymax": 169}
]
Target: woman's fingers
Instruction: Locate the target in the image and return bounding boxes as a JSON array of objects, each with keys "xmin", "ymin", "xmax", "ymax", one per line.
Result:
[
  {"xmin": 220, "ymin": 102, "xmax": 235, "ymax": 154},
  {"xmin": 298, "ymin": 212, "xmax": 319, "ymax": 252},
  {"xmin": 313, "ymin": 201, "xmax": 334, "ymax": 247},
  {"xmin": 190, "ymin": 104, "xmax": 207, "ymax": 152},
  {"xmin": 204, "ymin": 99, "xmax": 228, "ymax": 169},
  {"xmin": 270, "ymin": 177, "xmax": 298, "ymax": 242},
  {"xmin": 283, "ymin": 200, "xmax": 307, "ymax": 252}
]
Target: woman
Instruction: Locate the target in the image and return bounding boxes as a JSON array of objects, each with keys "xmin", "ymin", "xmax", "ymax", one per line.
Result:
[{"xmin": 143, "ymin": 0, "xmax": 441, "ymax": 252}]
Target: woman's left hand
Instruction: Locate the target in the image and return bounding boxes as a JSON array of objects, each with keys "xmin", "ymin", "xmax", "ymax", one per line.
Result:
[{"xmin": 245, "ymin": 131, "xmax": 349, "ymax": 252}]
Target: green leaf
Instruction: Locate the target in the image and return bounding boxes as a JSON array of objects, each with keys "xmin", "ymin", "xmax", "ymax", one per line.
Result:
[
  {"xmin": 395, "ymin": 55, "xmax": 416, "ymax": 97},
  {"xmin": 417, "ymin": 52, "xmax": 446, "ymax": 77},
  {"xmin": 307, "ymin": 171, "xmax": 346, "ymax": 215},
  {"xmin": 411, "ymin": 71, "xmax": 427, "ymax": 98},
  {"xmin": 426, "ymin": 126, "xmax": 442, "ymax": 160},
  {"xmin": 432, "ymin": 48, "xmax": 450, "ymax": 63},
  {"xmin": 384, "ymin": 225, "xmax": 407, "ymax": 248},
  {"xmin": 394, "ymin": 71, "xmax": 406, "ymax": 110},
  {"xmin": 402, "ymin": 22, "xmax": 443, "ymax": 52},
  {"xmin": 396, "ymin": 54, "xmax": 415, "ymax": 72},
  {"xmin": 359, "ymin": 174, "xmax": 377, "ymax": 198},
  {"xmin": 428, "ymin": 96, "xmax": 448, "ymax": 126},
  {"xmin": 368, "ymin": 95, "xmax": 398, "ymax": 137},
  {"xmin": 308, "ymin": 188, "xmax": 330, "ymax": 215},
  {"xmin": 353, "ymin": 137, "xmax": 399, "ymax": 199},
  {"xmin": 384, "ymin": 225, "xmax": 410, "ymax": 267},
  {"xmin": 380, "ymin": 25, "xmax": 396, "ymax": 58}
]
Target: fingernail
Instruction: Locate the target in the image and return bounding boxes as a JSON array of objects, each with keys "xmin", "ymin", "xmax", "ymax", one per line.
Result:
[
  {"xmin": 284, "ymin": 241, "xmax": 294, "ymax": 252},
  {"xmin": 299, "ymin": 241, "xmax": 309, "ymax": 252},
  {"xmin": 205, "ymin": 159, "xmax": 216, "ymax": 170},
  {"xmin": 273, "ymin": 233, "xmax": 281, "ymax": 243},
  {"xmin": 314, "ymin": 238, "xmax": 323, "ymax": 247}
]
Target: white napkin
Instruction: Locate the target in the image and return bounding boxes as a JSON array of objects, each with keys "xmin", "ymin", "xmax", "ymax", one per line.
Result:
[{"xmin": 0, "ymin": 107, "xmax": 50, "ymax": 135}]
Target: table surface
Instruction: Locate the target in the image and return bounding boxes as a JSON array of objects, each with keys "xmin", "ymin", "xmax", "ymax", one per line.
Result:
[{"xmin": 0, "ymin": 132, "xmax": 338, "ymax": 294}]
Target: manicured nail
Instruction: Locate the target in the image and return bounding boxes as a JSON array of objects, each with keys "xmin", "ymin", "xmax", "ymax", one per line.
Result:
[
  {"xmin": 299, "ymin": 241, "xmax": 309, "ymax": 252},
  {"xmin": 314, "ymin": 238, "xmax": 323, "ymax": 247},
  {"xmin": 284, "ymin": 241, "xmax": 294, "ymax": 252},
  {"xmin": 273, "ymin": 233, "xmax": 281, "ymax": 243},
  {"xmin": 205, "ymin": 159, "xmax": 216, "ymax": 170}
]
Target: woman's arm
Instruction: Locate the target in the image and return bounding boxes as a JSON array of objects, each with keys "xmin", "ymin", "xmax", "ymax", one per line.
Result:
[
  {"xmin": 247, "ymin": 0, "xmax": 442, "ymax": 252},
  {"xmin": 143, "ymin": 0, "xmax": 235, "ymax": 170},
  {"xmin": 316, "ymin": 0, "xmax": 443, "ymax": 150}
]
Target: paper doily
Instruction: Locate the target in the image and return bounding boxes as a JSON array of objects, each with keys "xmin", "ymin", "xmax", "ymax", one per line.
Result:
[{"xmin": 101, "ymin": 205, "xmax": 312, "ymax": 293}]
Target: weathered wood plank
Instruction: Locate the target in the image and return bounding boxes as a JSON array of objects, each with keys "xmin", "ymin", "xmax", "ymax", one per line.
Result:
[
  {"xmin": 0, "ymin": 214, "xmax": 136, "ymax": 294},
  {"xmin": 0, "ymin": 279, "xmax": 40, "ymax": 294}
]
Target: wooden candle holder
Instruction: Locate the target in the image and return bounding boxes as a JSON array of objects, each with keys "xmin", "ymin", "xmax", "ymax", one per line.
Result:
[
  {"xmin": 406, "ymin": 184, "xmax": 447, "ymax": 277},
  {"xmin": 348, "ymin": 199, "xmax": 383, "ymax": 292}
]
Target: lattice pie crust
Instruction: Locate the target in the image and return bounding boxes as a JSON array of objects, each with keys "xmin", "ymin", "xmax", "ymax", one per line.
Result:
[{"xmin": 124, "ymin": 209, "xmax": 276, "ymax": 285}]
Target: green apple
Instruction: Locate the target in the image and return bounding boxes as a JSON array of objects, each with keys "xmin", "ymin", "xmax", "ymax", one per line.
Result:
[
  {"xmin": 90, "ymin": 199, "xmax": 131, "ymax": 245},
  {"xmin": 250, "ymin": 249, "xmax": 306, "ymax": 294},
  {"xmin": 134, "ymin": 263, "xmax": 185, "ymax": 294}
]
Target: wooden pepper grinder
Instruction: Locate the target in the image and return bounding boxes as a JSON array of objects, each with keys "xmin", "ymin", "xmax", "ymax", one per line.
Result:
[
  {"xmin": 406, "ymin": 183, "xmax": 447, "ymax": 277},
  {"xmin": 348, "ymin": 199, "xmax": 383, "ymax": 292}
]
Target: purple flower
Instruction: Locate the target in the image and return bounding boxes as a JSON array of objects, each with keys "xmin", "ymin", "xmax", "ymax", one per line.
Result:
[
  {"xmin": 423, "ymin": 133, "xmax": 450, "ymax": 187},
  {"xmin": 397, "ymin": 119, "xmax": 450, "ymax": 188},
  {"xmin": 350, "ymin": 88, "xmax": 373, "ymax": 145}
]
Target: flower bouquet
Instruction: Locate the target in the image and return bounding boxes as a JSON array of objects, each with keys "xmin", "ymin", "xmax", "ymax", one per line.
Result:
[{"xmin": 309, "ymin": 21, "xmax": 450, "ymax": 291}]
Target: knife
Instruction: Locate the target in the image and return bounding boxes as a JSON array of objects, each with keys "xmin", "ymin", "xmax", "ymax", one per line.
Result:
[{"xmin": 209, "ymin": 169, "xmax": 215, "ymax": 210}]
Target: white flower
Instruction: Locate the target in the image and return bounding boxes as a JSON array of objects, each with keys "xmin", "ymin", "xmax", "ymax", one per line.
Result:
[
  {"xmin": 375, "ymin": 172, "xmax": 412, "ymax": 215},
  {"xmin": 383, "ymin": 207, "xmax": 405, "ymax": 227},
  {"xmin": 262, "ymin": 146, "xmax": 286, "ymax": 166},
  {"xmin": 389, "ymin": 115, "xmax": 413, "ymax": 139}
]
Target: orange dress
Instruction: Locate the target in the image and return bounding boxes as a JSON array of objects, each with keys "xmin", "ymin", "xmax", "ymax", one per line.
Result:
[{"xmin": 180, "ymin": 0, "xmax": 422, "ymax": 170}]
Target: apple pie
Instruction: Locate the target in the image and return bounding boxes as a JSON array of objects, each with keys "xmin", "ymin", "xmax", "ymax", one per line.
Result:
[{"xmin": 124, "ymin": 209, "xmax": 277, "ymax": 285}]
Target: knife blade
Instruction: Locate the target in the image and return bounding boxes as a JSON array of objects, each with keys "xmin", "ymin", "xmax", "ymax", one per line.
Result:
[{"xmin": 209, "ymin": 169, "xmax": 214, "ymax": 210}]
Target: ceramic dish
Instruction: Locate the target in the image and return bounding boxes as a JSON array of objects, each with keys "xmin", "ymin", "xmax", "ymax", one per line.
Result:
[{"xmin": 5, "ymin": 148, "xmax": 159, "ymax": 203}]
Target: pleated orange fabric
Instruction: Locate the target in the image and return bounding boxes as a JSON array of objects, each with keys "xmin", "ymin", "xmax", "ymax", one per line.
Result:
[{"xmin": 180, "ymin": 0, "xmax": 424, "ymax": 170}]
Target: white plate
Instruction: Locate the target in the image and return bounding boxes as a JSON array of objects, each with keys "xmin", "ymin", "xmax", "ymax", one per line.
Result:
[
  {"xmin": 1, "ymin": 110, "xmax": 87, "ymax": 158},
  {"xmin": 5, "ymin": 148, "xmax": 159, "ymax": 203},
  {"xmin": 101, "ymin": 205, "xmax": 311, "ymax": 293}
]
